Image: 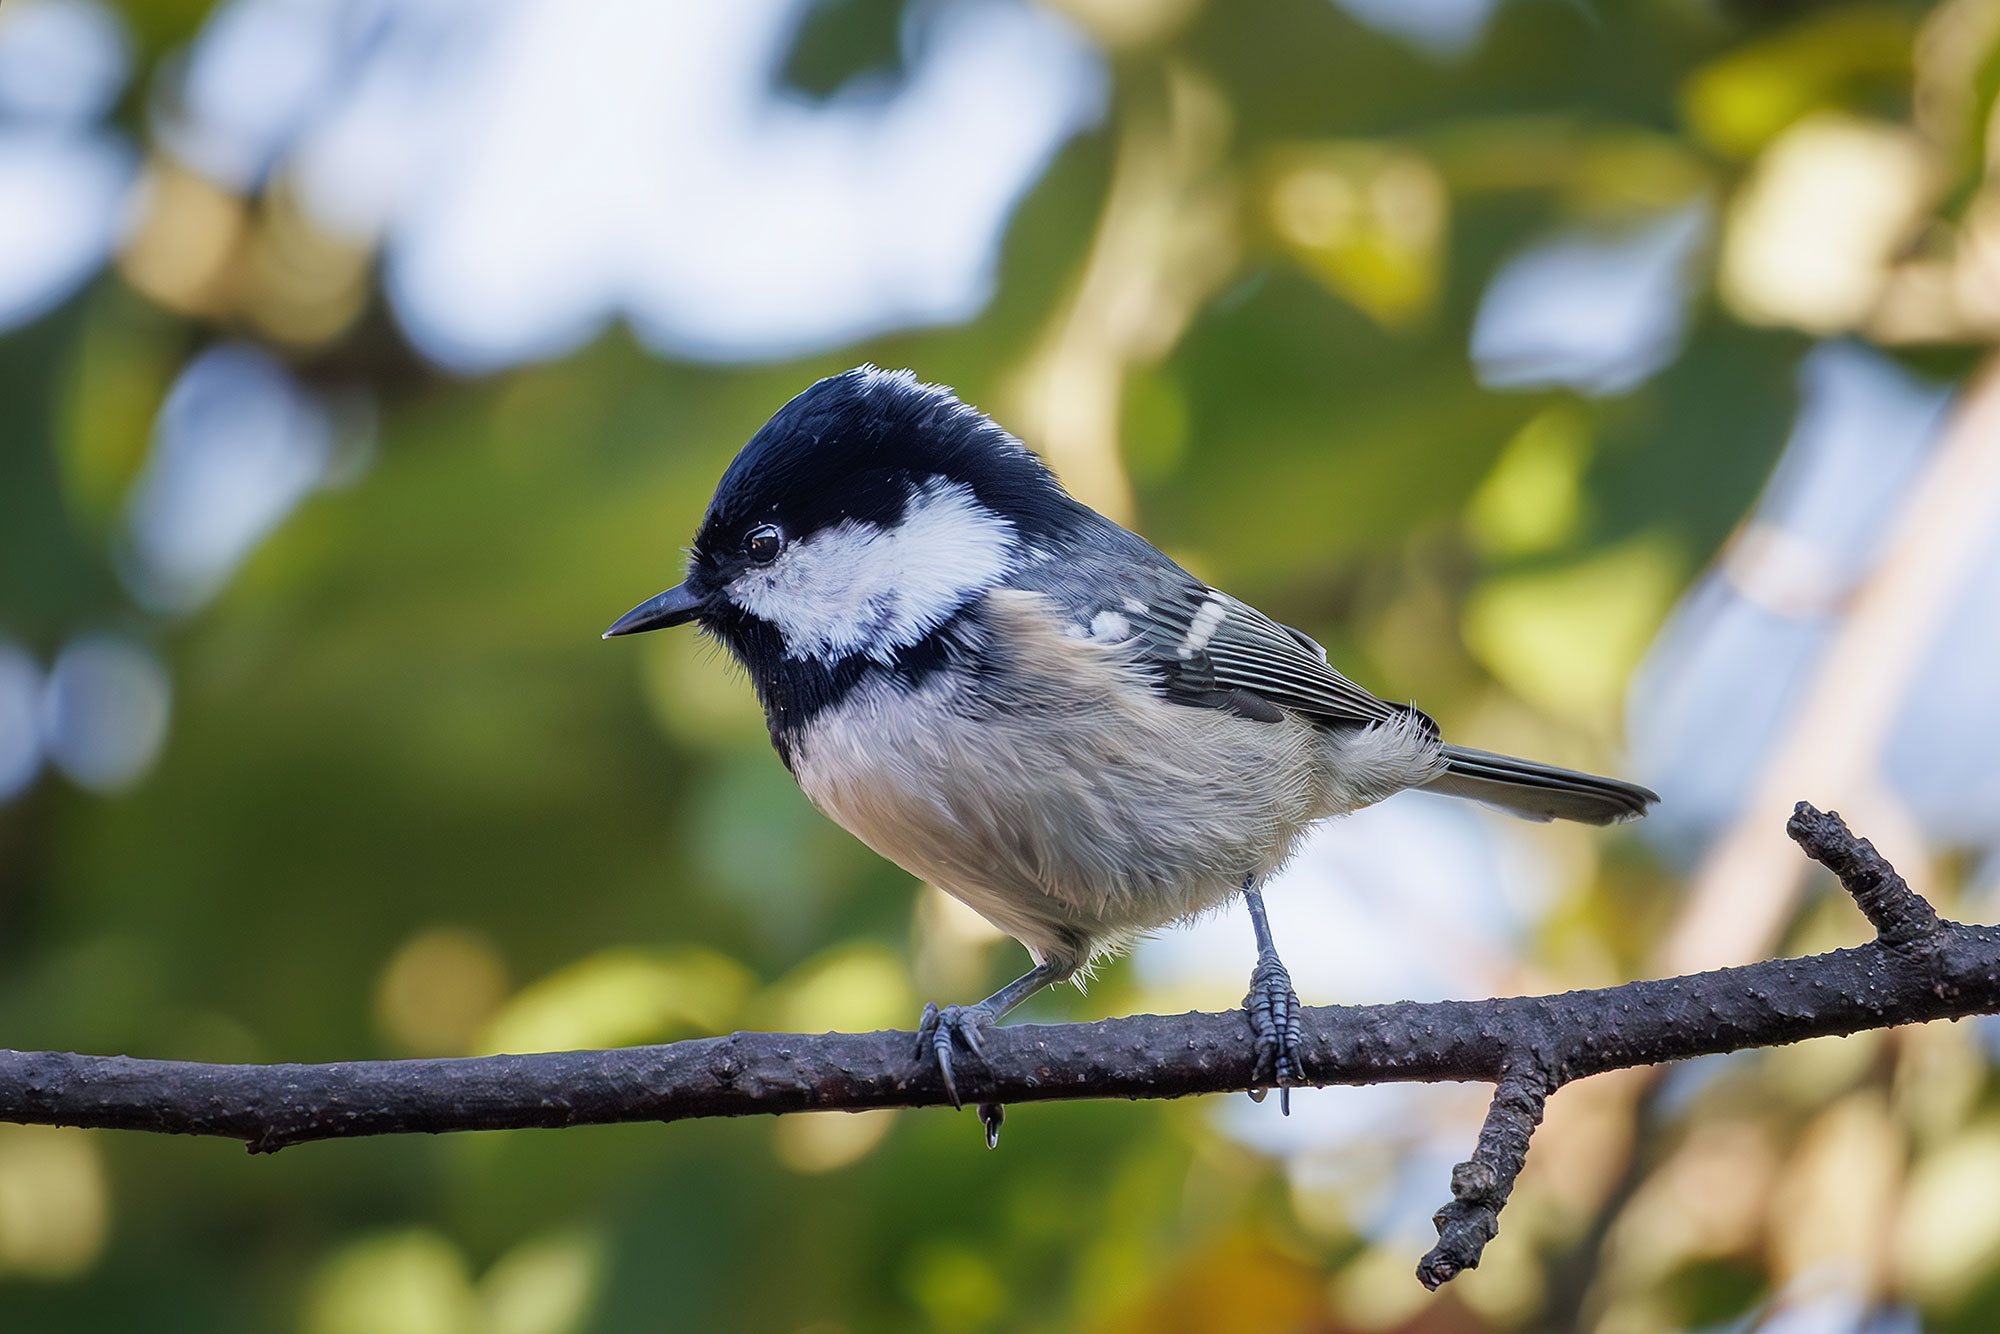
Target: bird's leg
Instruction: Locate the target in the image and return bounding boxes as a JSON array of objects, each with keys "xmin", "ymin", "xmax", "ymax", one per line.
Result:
[
  {"xmin": 1242, "ymin": 880, "xmax": 1303, "ymax": 1115},
  {"xmin": 916, "ymin": 959, "xmax": 1068, "ymax": 1109}
]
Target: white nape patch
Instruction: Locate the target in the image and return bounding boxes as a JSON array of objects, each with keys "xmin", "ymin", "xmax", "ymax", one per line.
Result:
[
  {"xmin": 1178, "ymin": 595, "xmax": 1230, "ymax": 659},
  {"xmin": 854, "ymin": 364, "xmax": 925, "ymax": 395},
  {"xmin": 853, "ymin": 365, "xmax": 1015, "ymax": 446},
  {"xmin": 1088, "ymin": 610, "xmax": 1130, "ymax": 641},
  {"xmin": 729, "ymin": 479, "xmax": 1017, "ymax": 661}
]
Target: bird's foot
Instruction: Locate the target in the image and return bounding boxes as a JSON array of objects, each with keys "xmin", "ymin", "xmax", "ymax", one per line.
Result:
[
  {"xmin": 915, "ymin": 1001, "xmax": 996, "ymax": 1108},
  {"xmin": 1243, "ymin": 950, "xmax": 1303, "ymax": 1115}
]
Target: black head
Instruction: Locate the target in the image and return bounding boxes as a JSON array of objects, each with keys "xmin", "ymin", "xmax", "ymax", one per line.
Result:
[
  {"xmin": 694, "ymin": 365, "xmax": 1078, "ymax": 561},
  {"xmin": 603, "ymin": 368, "xmax": 1085, "ymax": 708}
]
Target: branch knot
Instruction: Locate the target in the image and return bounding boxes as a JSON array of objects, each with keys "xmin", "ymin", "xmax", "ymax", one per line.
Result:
[{"xmin": 1448, "ymin": 1157, "xmax": 1506, "ymax": 1206}]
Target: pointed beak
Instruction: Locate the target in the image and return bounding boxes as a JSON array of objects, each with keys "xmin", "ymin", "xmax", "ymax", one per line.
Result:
[{"xmin": 602, "ymin": 583, "xmax": 705, "ymax": 638}]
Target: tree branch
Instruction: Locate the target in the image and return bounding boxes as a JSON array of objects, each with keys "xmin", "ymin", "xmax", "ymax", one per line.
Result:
[{"xmin": 0, "ymin": 803, "xmax": 1988, "ymax": 1289}]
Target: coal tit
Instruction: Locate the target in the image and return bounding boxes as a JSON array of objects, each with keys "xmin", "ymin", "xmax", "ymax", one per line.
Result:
[{"xmin": 606, "ymin": 367, "xmax": 1657, "ymax": 1107}]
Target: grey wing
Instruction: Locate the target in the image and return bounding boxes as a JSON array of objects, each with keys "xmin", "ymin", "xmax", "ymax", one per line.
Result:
[
  {"xmin": 1121, "ymin": 581, "xmax": 1408, "ymax": 728},
  {"xmin": 1009, "ymin": 543, "xmax": 1412, "ymax": 730}
]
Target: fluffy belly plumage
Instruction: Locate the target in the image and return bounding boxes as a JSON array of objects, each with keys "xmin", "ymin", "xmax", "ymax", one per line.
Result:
[
  {"xmin": 782, "ymin": 593, "xmax": 1438, "ymax": 972},
  {"xmin": 792, "ymin": 682, "xmax": 1321, "ymax": 970}
]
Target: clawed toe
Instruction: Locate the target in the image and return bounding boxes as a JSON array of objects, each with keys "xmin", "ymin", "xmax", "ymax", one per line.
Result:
[
  {"xmin": 1244, "ymin": 952, "xmax": 1304, "ymax": 1115},
  {"xmin": 915, "ymin": 1001, "xmax": 994, "ymax": 1108},
  {"xmin": 976, "ymin": 1102, "xmax": 1004, "ymax": 1149},
  {"xmin": 912, "ymin": 964, "xmax": 1066, "ymax": 1134}
]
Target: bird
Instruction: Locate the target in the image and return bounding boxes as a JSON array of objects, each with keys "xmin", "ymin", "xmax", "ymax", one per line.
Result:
[{"xmin": 604, "ymin": 366, "xmax": 1657, "ymax": 1112}]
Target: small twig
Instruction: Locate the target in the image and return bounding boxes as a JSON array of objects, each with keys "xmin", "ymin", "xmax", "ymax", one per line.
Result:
[
  {"xmin": 1786, "ymin": 801, "xmax": 1942, "ymax": 948},
  {"xmin": 1417, "ymin": 1064, "xmax": 1550, "ymax": 1289},
  {"xmin": 0, "ymin": 802, "xmax": 1988, "ymax": 1290}
]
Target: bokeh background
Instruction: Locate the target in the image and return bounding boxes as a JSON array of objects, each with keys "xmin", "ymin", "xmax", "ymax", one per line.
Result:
[{"xmin": 6, "ymin": 0, "xmax": 2000, "ymax": 1329}]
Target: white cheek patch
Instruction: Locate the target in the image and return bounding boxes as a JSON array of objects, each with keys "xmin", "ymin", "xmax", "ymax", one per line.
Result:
[{"xmin": 728, "ymin": 480, "xmax": 1018, "ymax": 661}]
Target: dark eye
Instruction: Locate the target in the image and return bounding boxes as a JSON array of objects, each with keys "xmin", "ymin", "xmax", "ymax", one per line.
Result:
[{"xmin": 744, "ymin": 525, "xmax": 782, "ymax": 564}]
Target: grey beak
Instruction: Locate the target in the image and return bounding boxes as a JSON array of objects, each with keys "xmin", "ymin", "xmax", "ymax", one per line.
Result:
[{"xmin": 602, "ymin": 583, "xmax": 704, "ymax": 638}]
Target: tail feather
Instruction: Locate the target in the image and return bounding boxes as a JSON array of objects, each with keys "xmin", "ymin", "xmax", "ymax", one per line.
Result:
[{"xmin": 1420, "ymin": 745, "xmax": 1657, "ymax": 825}]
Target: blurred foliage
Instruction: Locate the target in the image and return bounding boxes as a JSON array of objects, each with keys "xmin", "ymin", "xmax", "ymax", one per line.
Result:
[{"xmin": 7, "ymin": 0, "xmax": 2000, "ymax": 1331}]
